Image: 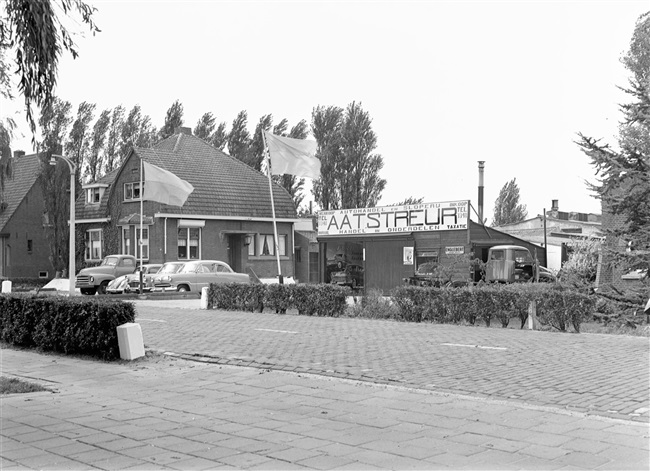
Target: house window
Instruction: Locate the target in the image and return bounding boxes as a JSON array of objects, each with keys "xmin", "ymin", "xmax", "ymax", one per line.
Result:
[
  {"xmin": 416, "ymin": 250, "xmax": 439, "ymax": 273},
  {"xmin": 258, "ymin": 234, "xmax": 287, "ymax": 256},
  {"xmin": 247, "ymin": 234, "xmax": 256, "ymax": 256},
  {"xmin": 122, "ymin": 226, "xmax": 149, "ymax": 260},
  {"xmin": 122, "ymin": 227, "xmax": 131, "ymax": 255},
  {"xmin": 178, "ymin": 227, "xmax": 200, "ymax": 260},
  {"xmin": 124, "ymin": 182, "xmax": 142, "ymax": 201},
  {"xmin": 86, "ymin": 187, "xmax": 103, "ymax": 204},
  {"xmin": 85, "ymin": 229, "xmax": 103, "ymax": 261},
  {"xmin": 137, "ymin": 227, "xmax": 149, "ymax": 260}
]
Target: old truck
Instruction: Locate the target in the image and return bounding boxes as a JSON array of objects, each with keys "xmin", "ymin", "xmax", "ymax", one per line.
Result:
[
  {"xmin": 75, "ymin": 254, "xmax": 137, "ymax": 295},
  {"xmin": 485, "ymin": 245, "xmax": 555, "ymax": 283}
]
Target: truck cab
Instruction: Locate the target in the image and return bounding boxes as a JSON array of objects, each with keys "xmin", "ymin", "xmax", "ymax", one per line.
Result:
[
  {"xmin": 76, "ymin": 254, "xmax": 137, "ymax": 295},
  {"xmin": 485, "ymin": 245, "xmax": 536, "ymax": 283}
]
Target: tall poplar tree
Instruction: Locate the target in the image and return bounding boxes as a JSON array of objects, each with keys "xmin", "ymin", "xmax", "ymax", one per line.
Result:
[
  {"xmin": 227, "ymin": 110, "xmax": 252, "ymax": 165},
  {"xmin": 104, "ymin": 105, "xmax": 124, "ymax": 173},
  {"xmin": 86, "ymin": 109, "xmax": 110, "ymax": 182},
  {"xmin": 65, "ymin": 101, "xmax": 95, "ymax": 186},
  {"xmin": 38, "ymin": 97, "xmax": 73, "ymax": 272},
  {"xmin": 158, "ymin": 99, "xmax": 184, "ymax": 139},
  {"xmin": 194, "ymin": 112, "xmax": 216, "ymax": 141},
  {"xmin": 312, "ymin": 102, "xmax": 385, "ymax": 210},
  {"xmin": 492, "ymin": 178, "xmax": 528, "ymax": 226}
]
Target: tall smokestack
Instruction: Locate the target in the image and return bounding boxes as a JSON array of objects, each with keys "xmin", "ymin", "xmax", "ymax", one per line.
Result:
[{"xmin": 478, "ymin": 161, "xmax": 485, "ymax": 223}]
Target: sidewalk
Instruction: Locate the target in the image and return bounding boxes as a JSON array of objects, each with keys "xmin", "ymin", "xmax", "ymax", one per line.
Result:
[{"xmin": 2, "ymin": 347, "xmax": 649, "ymax": 470}]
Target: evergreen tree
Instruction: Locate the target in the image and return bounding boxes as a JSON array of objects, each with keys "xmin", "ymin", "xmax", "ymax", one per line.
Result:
[{"xmin": 576, "ymin": 12, "xmax": 650, "ymax": 275}]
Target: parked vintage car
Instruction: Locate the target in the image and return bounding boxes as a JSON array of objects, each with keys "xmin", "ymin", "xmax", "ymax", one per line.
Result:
[
  {"xmin": 152, "ymin": 260, "xmax": 249, "ymax": 292},
  {"xmin": 330, "ymin": 264, "xmax": 364, "ymax": 289},
  {"xmin": 76, "ymin": 254, "xmax": 137, "ymax": 295},
  {"xmin": 106, "ymin": 263, "xmax": 163, "ymax": 294}
]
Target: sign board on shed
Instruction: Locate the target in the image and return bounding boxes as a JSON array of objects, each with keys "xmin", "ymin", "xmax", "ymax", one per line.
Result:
[{"xmin": 318, "ymin": 200, "xmax": 469, "ymax": 237}]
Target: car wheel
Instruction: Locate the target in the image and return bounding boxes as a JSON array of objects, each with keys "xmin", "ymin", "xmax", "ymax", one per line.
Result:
[
  {"xmin": 97, "ymin": 281, "xmax": 108, "ymax": 295},
  {"xmin": 177, "ymin": 285, "xmax": 189, "ymax": 293},
  {"xmin": 80, "ymin": 288, "xmax": 96, "ymax": 296}
]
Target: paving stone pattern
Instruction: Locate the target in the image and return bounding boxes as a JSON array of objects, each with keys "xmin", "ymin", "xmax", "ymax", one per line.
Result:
[
  {"xmin": 2, "ymin": 348, "xmax": 648, "ymax": 470},
  {"xmin": 134, "ymin": 302, "xmax": 650, "ymax": 423}
]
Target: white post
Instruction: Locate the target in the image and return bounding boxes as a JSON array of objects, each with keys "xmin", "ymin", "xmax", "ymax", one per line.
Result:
[
  {"xmin": 52, "ymin": 154, "xmax": 76, "ymax": 297},
  {"xmin": 139, "ymin": 158, "xmax": 144, "ymax": 294}
]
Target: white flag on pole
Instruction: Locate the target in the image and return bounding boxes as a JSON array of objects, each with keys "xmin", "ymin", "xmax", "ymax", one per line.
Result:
[
  {"xmin": 142, "ymin": 161, "xmax": 194, "ymax": 206},
  {"xmin": 264, "ymin": 131, "xmax": 320, "ymax": 179}
]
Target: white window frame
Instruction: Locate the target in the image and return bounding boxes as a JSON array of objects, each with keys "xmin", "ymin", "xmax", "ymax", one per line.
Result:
[
  {"xmin": 85, "ymin": 229, "xmax": 103, "ymax": 261},
  {"xmin": 258, "ymin": 234, "xmax": 287, "ymax": 257},
  {"xmin": 121, "ymin": 226, "xmax": 150, "ymax": 261},
  {"xmin": 86, "ymin": 187, "xmax": 103, "ymax": 204},
  {"xmin": 178, "ymin": 227, "xmax": 201, "ymax": 260},
  {"xmin": 137, "ymin": 227, "xmax": 149, "ymax": 260},
  {"xmin": 124, "ymin": 182, "xmax": 142, "ymax": 201}
]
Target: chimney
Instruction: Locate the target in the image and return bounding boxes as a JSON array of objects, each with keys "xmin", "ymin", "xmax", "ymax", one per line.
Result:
[
  {"xmin": 13, "ymin": 150, "xmax": 25, "ymax": 158},
  {"xmin": 174, "ymin": 126, "xmax": 192, "ymax": 135},
  {"xmin": 551, "ymin": 199, "xmax": 559, "ymax": 211},
  {"xmin": 477, "ymin": 161, "xmax": 485, "ymax": 223}
]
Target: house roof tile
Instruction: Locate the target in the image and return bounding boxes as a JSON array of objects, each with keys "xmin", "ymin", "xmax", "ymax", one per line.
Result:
[
  {"xmin": 135, "ymin": 133, "xmax": 296, "ymax": 218},
  {"xmin": 0, "ymin": 153, "xmax": 42, "ymax": 231},
  {"xmin": 77, "ymin": 133, "xmax": 297, "ymax": 221}
]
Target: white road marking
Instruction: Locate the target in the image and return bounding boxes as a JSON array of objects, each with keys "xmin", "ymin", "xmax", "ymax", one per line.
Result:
[
  {"xmin": 138, "ymin": 318, "xmax": 167, "ymax": 323},
  {"xmin": 441, "ymin": 343, "xmax": 507, "ymax": 351},
  {"xmin": 255, "ymin": 328, "xmax": 299, "ymax": 334}
]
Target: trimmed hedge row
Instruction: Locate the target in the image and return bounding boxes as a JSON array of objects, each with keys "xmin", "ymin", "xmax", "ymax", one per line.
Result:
[
  {"xmin": 0, "ymin": 294, "xmax": 136, "ymax": 360},
  {"xmin": 209, "ymin": 283, "xmax": 349, "ymax": 317},
  {"xmin": 392, "ymin": 284, "xmax": 596, "ymax": 331}
]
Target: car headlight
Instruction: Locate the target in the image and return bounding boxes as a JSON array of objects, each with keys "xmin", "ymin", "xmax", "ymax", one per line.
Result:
[{"xmin": 89, "ymin": 276, "xmax": 94, "ymax": 283}]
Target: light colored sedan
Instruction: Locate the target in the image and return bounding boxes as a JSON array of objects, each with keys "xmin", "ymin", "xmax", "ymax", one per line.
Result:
[{"xmin": 153, "ymin": 260, "xmax": 249, "ymax": 292}]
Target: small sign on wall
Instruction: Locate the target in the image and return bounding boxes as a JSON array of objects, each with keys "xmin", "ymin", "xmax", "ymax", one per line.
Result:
[
  {"xmin": 403, "ymin": 247, "xmax": 414, "ymax": 265},
  {"xmin": 445, "ymin": 246, "xmax": 465, "ymax": 255}
]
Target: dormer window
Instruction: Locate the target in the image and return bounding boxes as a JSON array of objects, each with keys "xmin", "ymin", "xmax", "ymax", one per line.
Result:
[
  {"xmin": 82, "ymin": 183, "xmax": 108, "ymax": 205},
  {"xmin": 86, "ymin": 187, "xmax": 103, "ymax": 204}
]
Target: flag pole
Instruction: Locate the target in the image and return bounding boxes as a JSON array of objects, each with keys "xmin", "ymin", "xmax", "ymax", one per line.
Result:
[
  {"xmin": 261, "ymin": 130, "xmax": 283, "ymax": 284},
  {"xmin": 139, "ymin": 157, "xmax": 144, "ymax": 294}
]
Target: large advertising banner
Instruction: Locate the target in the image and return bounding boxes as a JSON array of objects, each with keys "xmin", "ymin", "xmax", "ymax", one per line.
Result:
[{"xmin": 318, "ymin": 200, "xmax": 469, "ymax": 236}]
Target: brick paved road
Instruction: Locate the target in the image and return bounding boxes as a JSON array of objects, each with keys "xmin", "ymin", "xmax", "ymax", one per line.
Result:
[{"xmin": 133, "ymin": 302, "xmax": 650, "ymax": 423}]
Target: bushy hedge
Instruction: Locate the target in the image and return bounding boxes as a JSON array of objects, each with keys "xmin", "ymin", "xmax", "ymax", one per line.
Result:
[
  {"xmin": 0, "ymin": 294, "xmax": 135, "ymax": 359},
  {"xmin": 391, "ymin": 283, "xmax": 596, "ymax": 332},
  {"xmin": 209, "ymin": 283, "xmax": 349, "ymax": 317}
]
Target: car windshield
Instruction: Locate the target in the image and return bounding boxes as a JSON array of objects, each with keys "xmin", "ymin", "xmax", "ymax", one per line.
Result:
[
  {"xmin": 100, "ymin": 257, "xmax": 119, "ymax": 267},
  {"xmin": 179, "ymin": 262, "xmax": 200, "ymax": 273},
  {"xmin": 514, "ymin": 250, "xmax": 533, "ymax": 263},
  {"xmin": 159, "ymin": 263, "xmax": 184, "ymax": 274}
]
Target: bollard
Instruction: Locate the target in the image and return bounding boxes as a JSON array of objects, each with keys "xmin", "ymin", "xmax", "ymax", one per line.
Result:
[
  {"xmin": 200, "ymin": 286, "xmax": 209, "ymax": 310},
  {"xmin": 527, "ymin": 300, "xmax": 539, "ymax": 330},
  {"xmin": 116, "ymin": 323, "xmax": 145, "ymax": 360},
  {"xmin": 1, "ymin": 280, "xmax": 12, "ymax": 293}
]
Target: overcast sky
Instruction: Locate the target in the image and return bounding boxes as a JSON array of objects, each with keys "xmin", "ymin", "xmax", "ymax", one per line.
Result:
[{"xmin": 3, "ymin": 0, "xmax": 648, "ymax": 223}]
